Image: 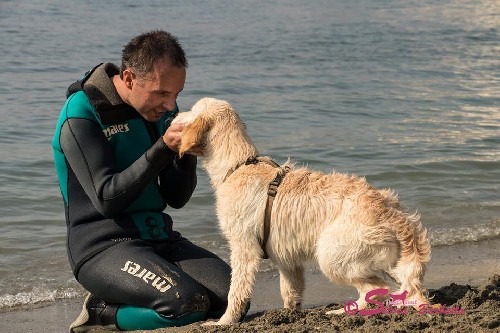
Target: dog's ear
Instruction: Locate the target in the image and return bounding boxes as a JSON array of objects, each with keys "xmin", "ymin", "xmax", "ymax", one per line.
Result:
[{"xmin": 178, "ymin": 115, "xmax": 211, "ymax": 158}]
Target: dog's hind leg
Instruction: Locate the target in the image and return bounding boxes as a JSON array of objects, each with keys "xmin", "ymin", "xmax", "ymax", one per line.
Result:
[
  {"xmin": 388, "ymin": 211, "xmax": 431, "ymax": 310},
  {"xmin": 327, "ymin": 276, "xmax": 392, "ymax": 314},
  {"xmin": 316, "ymin": 223, "xmax": 398, "ymax": 315},
  {"xmin": 279, "ymin": 265, "xmax": 305, "ymax": 310}
]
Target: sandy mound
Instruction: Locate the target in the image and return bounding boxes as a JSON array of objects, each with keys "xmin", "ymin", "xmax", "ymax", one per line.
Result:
[{"xmin": 153, "ymin": 274, "xmax": 499, "ymax": 333}]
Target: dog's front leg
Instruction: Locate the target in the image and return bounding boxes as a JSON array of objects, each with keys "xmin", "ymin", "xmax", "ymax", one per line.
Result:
[{"xmin": 203, "ymin": 242, "xmax": 260, "ymax": 326}]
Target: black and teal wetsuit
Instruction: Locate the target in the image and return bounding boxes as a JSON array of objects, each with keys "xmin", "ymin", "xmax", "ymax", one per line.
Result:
[{"xmin": 52, "ymin": 63, "xmax": 230, "ymax": 329}]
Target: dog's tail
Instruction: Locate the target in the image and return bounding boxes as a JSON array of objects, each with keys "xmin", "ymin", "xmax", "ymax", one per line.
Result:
[{"xmin": 380, "ymin": 189, "xmax": 431, "ymax": 307}]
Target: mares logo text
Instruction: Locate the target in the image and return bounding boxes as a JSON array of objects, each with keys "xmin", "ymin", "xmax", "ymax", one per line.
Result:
[
  {"xmin": 103, "ymin": 123, "xmax": 130, "ymax": 139},
  {"xmin": 121, "ymin": 260, "xmax": 175, "ymax": 293}
]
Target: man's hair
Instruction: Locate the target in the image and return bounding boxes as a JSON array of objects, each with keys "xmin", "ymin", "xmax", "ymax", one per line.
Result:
[{"xmin": 120, "ymin": 30, "xmax": 188, "ymax": 78}]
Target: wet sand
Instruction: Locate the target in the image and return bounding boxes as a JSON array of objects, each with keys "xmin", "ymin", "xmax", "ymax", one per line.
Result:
[{"xmin": 1, "ymin": 239, "xmax": 499, "ymax": 333}]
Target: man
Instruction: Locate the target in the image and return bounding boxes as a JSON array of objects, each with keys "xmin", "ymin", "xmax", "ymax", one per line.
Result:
[{"xmin": 52, "ymin": 30, "xmax": 231, "ymax": 332}]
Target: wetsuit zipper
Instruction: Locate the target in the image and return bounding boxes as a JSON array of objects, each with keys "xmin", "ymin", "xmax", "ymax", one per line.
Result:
[
  {"xmin": 143, "ymin": 120, "xmax": 163, "ymax": 190},
  {"xmin": 143, "ymin": 119, "xmax": 160, "ymax": 144}
]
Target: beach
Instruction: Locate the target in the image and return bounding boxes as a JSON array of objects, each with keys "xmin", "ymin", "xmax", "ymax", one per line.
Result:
[
  {"xmin": 1, "ymin": 238, "xmax": 498, "ymax": 333},
  {"xmin": 1, "ymin": 0, "xmax": 499, "ymax": 332}
]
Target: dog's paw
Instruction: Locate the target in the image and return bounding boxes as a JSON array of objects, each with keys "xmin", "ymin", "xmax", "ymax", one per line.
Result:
[
  {"xmin": 326, "ymin": 308, "xmax": 345, "ymax": 315},
  {"xmin": 202, "ymin": 319, "xmax": 233, "ymax": 326}
]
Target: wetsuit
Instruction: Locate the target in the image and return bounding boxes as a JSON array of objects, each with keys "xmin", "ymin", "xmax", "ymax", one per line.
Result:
[{"xmin": 52, "ymin": 63, "xmax": 230, "ymax": 329}]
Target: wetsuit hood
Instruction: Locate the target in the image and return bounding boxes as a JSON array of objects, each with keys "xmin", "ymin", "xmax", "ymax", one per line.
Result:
[{"xmin": 66, "ymin": 63, "xmax": 140, "ymax": 125}]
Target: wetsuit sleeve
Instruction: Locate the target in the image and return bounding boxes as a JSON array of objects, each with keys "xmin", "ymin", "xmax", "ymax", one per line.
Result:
[
  {"xmin": 159, "ymin": 154, "xmax": 197, "ymax": 209},
  {"xmin": 60, "ymin": 117, "xmax": 176, "ymax": 217}
]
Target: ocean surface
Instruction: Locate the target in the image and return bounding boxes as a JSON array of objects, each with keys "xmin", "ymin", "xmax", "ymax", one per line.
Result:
[{"xmin": 0, "ymin": 0, "xmax": 498, "ymax": 311}]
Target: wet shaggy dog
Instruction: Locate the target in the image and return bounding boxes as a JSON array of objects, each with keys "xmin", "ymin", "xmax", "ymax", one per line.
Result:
[{"xmin": 173, "ymin": 97, "xmax": 431, "ymax": 325}]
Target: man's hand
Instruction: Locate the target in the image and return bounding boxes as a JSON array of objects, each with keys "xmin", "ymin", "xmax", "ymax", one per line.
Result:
[{"xmin": 163, "ymin": 123, "xmax": 204, "ymax": 156}]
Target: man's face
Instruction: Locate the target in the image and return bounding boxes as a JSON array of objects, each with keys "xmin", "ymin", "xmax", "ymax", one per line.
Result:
[{"xmin": 125, "ymin": 61, "xmax": 186, "ymax": 122}]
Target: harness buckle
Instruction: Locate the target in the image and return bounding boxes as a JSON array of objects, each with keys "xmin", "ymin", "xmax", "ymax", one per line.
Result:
[{"xmin": 268, "ymin": 187, "xmax": 278, "ymax": 196}]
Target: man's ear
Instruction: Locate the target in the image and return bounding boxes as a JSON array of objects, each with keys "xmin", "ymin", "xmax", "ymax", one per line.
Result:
[
  {"xmin": 122, "ymin": 69, "xmax": 134, "ymax": 89},
  {"xmin": 178, "ymin": 115, "xmax": 210, "ymax": 157}
]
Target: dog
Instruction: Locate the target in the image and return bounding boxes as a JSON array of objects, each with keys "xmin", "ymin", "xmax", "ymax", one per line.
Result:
[{"xmin": 173, "ymin": 97, "xmax": 431, "ymax": 325}]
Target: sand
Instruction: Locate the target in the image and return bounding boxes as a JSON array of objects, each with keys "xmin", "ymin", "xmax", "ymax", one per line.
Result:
[
  {"xmin": 154, "ymin": 275, "xmax": 500, "ymax": 333},
  {"xmin": 1, "ymin": 239, "xmax": 499, "ymax": 333}
]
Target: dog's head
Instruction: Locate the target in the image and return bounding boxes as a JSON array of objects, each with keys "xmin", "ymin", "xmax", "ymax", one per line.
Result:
[{"xmin": 173, "ymin": 97, "xmax": 247, "ymax": 158}]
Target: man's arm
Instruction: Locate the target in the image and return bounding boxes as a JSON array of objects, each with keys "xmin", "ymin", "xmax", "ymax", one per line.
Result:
[
  {"xmin": 60, "ymin": 117, "xmax": 176, "ymax": 217},
  {"xmin": 159, "ymin": 154, "xmax": 197, "ymax": 209}
]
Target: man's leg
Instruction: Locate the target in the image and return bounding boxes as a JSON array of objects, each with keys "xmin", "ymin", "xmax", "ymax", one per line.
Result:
[
  {"xmin": 74, "ymin": 239, "xmax": 210, "ymax": 331},
  {"xmin": 160, "ymin": 236, "xmax": 232, "ymax": 318}
]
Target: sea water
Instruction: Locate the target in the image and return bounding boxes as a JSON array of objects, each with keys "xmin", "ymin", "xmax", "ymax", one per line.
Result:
[{"xmin": 0, "ymin": 0, "xmax": 498, "ymax": 310}]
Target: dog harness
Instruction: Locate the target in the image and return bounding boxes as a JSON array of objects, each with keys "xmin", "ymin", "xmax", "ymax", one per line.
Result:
[{"xmin": 226, "ymin": 156, "xmax": 290, "ymax": 259}]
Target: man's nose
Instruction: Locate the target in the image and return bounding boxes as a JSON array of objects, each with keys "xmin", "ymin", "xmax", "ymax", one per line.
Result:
[{"xmin": 163, "ymin": 97, "xmax": 176, "ymax": 111}]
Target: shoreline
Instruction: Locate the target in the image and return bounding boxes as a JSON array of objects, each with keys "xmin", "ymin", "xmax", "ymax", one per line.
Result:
[{"xmin": 1, "ymin": 238, "xmax": 499, "ymax": 333}]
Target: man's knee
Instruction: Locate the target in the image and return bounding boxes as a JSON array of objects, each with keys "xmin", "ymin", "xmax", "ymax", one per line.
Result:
[{"xmin": 154, "ymin": 284, "xmax": 210, "ymax": 319}]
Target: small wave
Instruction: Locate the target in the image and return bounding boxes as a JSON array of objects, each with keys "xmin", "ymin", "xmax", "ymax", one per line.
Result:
[
  {"xmin": 428, "ymin": 219, "xmax": 500, "ymax": 247},
  {"xmin": 0, "ymin": 287, "xmax": 84, "ymax": 311}
]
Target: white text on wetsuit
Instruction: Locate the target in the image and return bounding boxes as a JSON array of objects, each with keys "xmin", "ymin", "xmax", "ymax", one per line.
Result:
[
  {"xmin": 103, "ymin": 123, "xmax": 130, "ymax": 139},
  {"xmin": 121, "ymin": 260, "xmax": 174, "ymax": 293}
]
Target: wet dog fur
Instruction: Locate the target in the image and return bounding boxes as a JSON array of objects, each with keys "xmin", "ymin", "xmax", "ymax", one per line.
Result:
[{"xmin": 173, "ymin": 97, "xmax": 431, "ymax": 325}]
